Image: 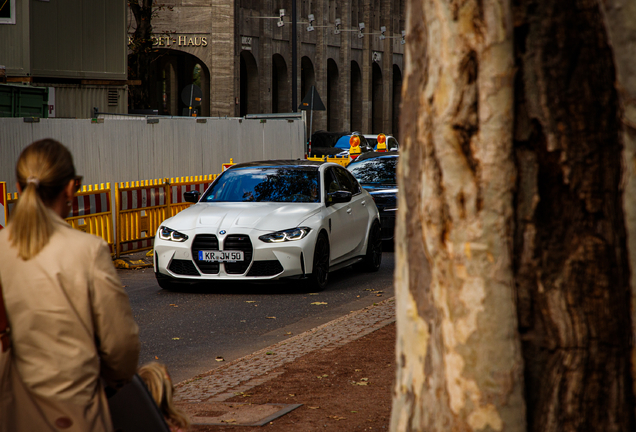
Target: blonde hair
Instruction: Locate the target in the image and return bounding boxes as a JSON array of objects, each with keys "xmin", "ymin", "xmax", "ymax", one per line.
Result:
[
  {"xmin": 138, "ymin": 362, "xmax": 190, "ymax": 430},
  {"xmin": 9, "ymin": 139, "xmax": 76, "ymax": 260}
]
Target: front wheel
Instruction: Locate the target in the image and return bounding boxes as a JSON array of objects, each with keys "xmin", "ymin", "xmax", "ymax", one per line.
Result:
[
  {"xmin": 310, "ymin": 234, "xmax": 330, "ymax": 291},
  {"xmin": 360, "ymin": 220, "xmax": 382, "ymax": 272}
]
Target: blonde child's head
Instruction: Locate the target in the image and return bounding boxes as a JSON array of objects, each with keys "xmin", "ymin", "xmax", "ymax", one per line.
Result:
[{"xmin": 138, "ymin": 362, "xmax": 190, "ymax": 431}]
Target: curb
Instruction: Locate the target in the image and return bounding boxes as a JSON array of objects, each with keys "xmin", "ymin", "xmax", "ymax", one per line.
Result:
[
  {"xmin": 113, "ymin": 250, "xmax": 153, "ymax": 269},
  {"xmin": 174, "ymin": 297, "xmax": 396, "ymax": 403}
]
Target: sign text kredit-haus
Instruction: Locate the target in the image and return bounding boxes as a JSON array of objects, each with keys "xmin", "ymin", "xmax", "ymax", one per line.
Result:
[{"xmin": 128, "ymin": 35, "xmax": 209, "ymax": 47}]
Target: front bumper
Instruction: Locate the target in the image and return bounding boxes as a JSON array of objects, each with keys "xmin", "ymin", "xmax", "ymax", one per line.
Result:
[{"xmin": 154, "ymin": 229, "xmax": 317, "ymax": 282}]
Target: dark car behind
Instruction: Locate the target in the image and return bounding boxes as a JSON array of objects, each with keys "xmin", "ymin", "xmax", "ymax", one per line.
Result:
[{"xmin": 347, "ymin": 151, "xmax": 398, "ymax": 243}]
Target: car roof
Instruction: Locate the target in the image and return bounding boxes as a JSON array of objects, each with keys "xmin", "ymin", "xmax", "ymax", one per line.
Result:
[
  {"xmin": 229, "ymin": 159, "xmax": 323, "ymax": 170},
  {"xmin": 348, "ymin": 151, "xmax": 399, "ymax": 164}
]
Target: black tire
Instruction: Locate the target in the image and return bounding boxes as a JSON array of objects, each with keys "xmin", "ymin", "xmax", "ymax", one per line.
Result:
[
  {"xmin": 310, "ymin": 234, "xmax": 330, "ymax": 291},
  {"xmin": 360, "ymin": 220, "xmax": 382, "ymax": 272}
]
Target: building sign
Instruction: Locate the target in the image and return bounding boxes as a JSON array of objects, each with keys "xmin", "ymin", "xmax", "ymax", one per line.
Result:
[
  {"xmin": 128, "ymin": 34, "xmax": 208, "ymax": 48},
  {"xmin": 241, "ymin": 36, "xmax": 252, "ymax": 51}
]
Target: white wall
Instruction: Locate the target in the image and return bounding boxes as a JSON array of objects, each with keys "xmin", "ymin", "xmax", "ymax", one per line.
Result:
[{"xmin": 0, "ymin": 117, "xmax": 306, "ymax": 192}]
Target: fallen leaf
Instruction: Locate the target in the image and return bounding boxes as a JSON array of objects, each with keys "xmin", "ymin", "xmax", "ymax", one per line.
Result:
[
  {"xmin": 286, "ymin": 332, "xmax": 292, "ymax": 335},
  {"xmin": 360, "ymin": 378, "xmax": 369, "ymax": 381},
  {"xmin": 376, "ymin": 294, "xmax": 382, "ymax": 297},
  {"xmin": 215, "ymin": 356, "xmax": 224, "ymax": 362},
  {"xmin": 307, "ymin": 406, "xmax": 320, "ymax": 410},
  {"xmin": 289, "ymin": 394, "xmax": 295, "ymax": 397},
  {"xmin": 267, "ymin": 316, "xmax": 276, "ymax": 319},
  {"xmin": 266, "ymin": 351, "xmax": 275, "ymax": 355},
  {"xmin": 122, "ymin": 285, "xmax": 128, "ymax": 288},
  {"xmin": 311, "ymin": 302, "xmax": 328, "ymax": 305},
  {"xmin": 240, "ymin": 320, "xmax": 246, "ymax": 323},
  {"xmin": 322, "ymin": 374, "xmax": 328, "ymax": 377},
  {"xmin": 172, "ymin": 337, "xmax": 180, "ymax": 340},
  {"xmin": 169, "ymin": 304, "xmax": 178, "ymax": 307},
  {"xmin": 355, "ymin": 382, "xmax": 369, "ymax": 386},
  {"xmin": 309, "ymin": 293, "xmax": 319, "ymax": 295},
  {"xmin": 351, "ymin": 411, "xmax": 357, "ymax": 413},
  {"xmin": 245, "ymin": 301, "xmax": 256, "ymax": 303},
  {"xmin": 234, "ymin": 392, "xmax": 251, "ymax": 397},
  {"xmin": 221, "ymin": 419, "xmax": 237, "ymax": 423},
  {"xmin": 154, "ymin": 356, "xmax": 159, "ymax": 360},
  {"xmin": 355, "ymin": 369, "xmax": 362, "ymax": 372},
  {"xmin": 327, "ymin": 415, "xmax": 346, "ymax": 420}
]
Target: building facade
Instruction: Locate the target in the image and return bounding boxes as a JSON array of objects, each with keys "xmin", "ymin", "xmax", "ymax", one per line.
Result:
[
  {"xmin": 134, "ymin": 0, "xmax": 405, "ymax": 138},
  {"xmin": 0, "ymin": 0, "xmax": 129, "ymax": 118}
]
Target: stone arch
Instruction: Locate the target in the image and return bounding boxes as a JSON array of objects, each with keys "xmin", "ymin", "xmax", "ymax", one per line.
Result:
[
  {"xmin": 240, "ymin": 50, "xmax": 259, "ymax": 116},
  {"xmin": 351, "ymin": 60, "xmax": 363, "ymax": 132},
  {"xmin": 392, "ymin": 64, "xmax": 402, "ymax": 140},
  {"xmin": 137, "ymin": 49, "xmax": 210, "ymax": 116},
  {"xmin": 327, "ymin": 58, "xmax": 339, "ymax": 131},
  {"xmin": 301, "ymin": 56, "xmax": 316, "ymax": 103},
  {"xmin": 372, "ymin": 61, "xmax": 383, "ymax": 133},
  {"xmin": 272, "ymin": 53, "xmax": 290, "ymax": 113}
]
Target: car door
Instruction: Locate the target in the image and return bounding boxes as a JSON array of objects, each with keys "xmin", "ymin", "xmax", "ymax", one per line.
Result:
[
  {"xmin": 333, "ymin": 166, "xmax": 369, "ymax": 256},
  {"xmin": 323, "ymin": 167, "xmax": 353, "ymax": 261}
]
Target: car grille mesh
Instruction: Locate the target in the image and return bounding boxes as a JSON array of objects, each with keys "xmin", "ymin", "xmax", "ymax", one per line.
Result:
[
  {"xmin": 168, "ymin": 259, "xmax": 200, "ymax": 276},
  {"xmin": 223, "ymin": 235, "xmax": 253, "ymax": 274},
  {"xmin": 247, "ymin": 260, "xmax": 284, "ymax": 277},
  {"xmin": 192, "ymin": 234, "xmax": 220, "ymax": 274}
]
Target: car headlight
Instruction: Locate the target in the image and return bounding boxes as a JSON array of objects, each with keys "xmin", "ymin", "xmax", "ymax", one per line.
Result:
[
  {"xmin": 158, "ymin": 226, "xmax": 189, "ymax": 242},
  {"xmin": 259, "ymin": 227, "xmax": 311, "ymax": 243}
]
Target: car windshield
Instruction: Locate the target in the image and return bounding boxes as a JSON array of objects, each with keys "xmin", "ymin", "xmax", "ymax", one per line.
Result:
[
  {"xmin": 348, "ymin": 157, "xmax": 398, "ymax": 186},
  {"xmin": 202, "ymin": 167, "xmax": 321, "ymax": 203}
]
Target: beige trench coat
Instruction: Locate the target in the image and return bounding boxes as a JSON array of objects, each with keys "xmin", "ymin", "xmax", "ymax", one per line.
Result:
[{"xmin": 0, "ymin": 211, "xmax": 140, "ymax": 432}]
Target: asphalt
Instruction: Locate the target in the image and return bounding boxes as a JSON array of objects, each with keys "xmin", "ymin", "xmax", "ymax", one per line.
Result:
[{"xmin": 112, "ymin": 251, "xmax": 397, "ymax": 404}]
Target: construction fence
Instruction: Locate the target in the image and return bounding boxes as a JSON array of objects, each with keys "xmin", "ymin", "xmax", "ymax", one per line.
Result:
[{"xmin": 0, "ymin": 162, "xmax": 232, "ymax": 257}]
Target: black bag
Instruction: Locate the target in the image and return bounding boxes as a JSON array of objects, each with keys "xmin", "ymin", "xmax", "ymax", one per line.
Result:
[{"xmin": 108, "ymin": 374, "xmax": 171, "ymax": 432}]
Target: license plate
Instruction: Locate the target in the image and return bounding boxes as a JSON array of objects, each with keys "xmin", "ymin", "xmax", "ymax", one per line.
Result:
[{"xmin": 198, "ymin": 250, "xmax": 244, "ymax": 262}]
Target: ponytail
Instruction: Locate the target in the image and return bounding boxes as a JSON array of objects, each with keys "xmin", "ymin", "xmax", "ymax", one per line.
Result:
[{"xmin": 8, "ymin": 139, "xmax": 76, "ymax": 260}]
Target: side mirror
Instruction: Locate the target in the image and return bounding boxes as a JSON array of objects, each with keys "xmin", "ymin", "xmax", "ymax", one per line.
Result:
[
  {"xmin": 184, "ymin": 190, "xmax": 201, "ymax": 203},
  {"xmin": 327, "ymin": 190, "xmax": 352, "ymax": 206}
]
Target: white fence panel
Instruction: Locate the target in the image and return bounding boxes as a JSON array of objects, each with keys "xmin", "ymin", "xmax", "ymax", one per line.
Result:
[{"xmin": 0, "ymin": 117, "xmax": 305, "ymax": 193}]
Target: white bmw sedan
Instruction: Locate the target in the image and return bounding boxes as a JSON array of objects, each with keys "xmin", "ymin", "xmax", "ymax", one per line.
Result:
[{"xmin": 154, "ymin": 160, "xmax": 382, "ymax": 290}]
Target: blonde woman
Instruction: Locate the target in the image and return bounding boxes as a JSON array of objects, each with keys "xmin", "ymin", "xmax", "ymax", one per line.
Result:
[
  {"xmin": 0, "ymin": 139, "xmax": 140, "ymax": 432},
  {"xmin": 138, "ymin": 362, "xmax": 190, "ymax": 432}
]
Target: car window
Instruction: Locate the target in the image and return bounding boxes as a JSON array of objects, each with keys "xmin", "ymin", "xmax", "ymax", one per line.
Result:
[
  {"xmin": 388, "ymin": 137, "xmax": 399, "ymax": 151},
  {"xmin": 334, "ymin": 166, "xmax": 361, "ymax": 194},
  {"xmin": 202, "ymin": 167, "xmax": 320, "ymax": 203},
  {"xmin": 324, "ymin": 168, "xmax": 340, "ymax": 195},
  {"xmin": 348, "ymin": 157, "xmax": 398, "ymax": 185}
]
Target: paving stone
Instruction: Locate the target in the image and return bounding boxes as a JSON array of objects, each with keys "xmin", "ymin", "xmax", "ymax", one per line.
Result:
[{"xmin": 174, "ymin": 297, "xmax": 395, "ymax": 403}]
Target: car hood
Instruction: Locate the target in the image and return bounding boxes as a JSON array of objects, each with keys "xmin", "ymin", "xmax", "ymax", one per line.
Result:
[
  {"xmin": 364, "ymin": 186, "xmax": 398, "ymax": 209},
  {"xmin": 163, "ymin": 202, "xmax": 322, "ymax": 232},
  {"xmin": 363, "ymin": 185, "xmax": 398, "ymax": 194}
]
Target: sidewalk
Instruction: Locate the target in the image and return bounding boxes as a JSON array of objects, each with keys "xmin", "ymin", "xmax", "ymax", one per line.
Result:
[{"xmin": 174, "ymin": 297, "xmax": 397, "ymax": 431}]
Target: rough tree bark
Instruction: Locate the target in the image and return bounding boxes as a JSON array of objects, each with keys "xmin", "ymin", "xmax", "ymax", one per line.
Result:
[
  {"xmin": 598, "ymin": 0, "xmax": 636, "ymax": 416},
  {"xmin": 391, "ymin": 0, "xmax": 526, "ymax": 430},
  {"xmin": 391, "ymin": 0, "xmax": 636, "ymax": 430}
]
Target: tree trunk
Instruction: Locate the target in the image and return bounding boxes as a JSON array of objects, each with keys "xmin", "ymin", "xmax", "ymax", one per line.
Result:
[
  {"xmin": 513, "ymin": 0, "xmax": 634, "ymax": 430},
  {"xmin": 392, "ymin": 0, "xmax": 635, "ymax": 430},
  {"xmin": 598, "ymin": 0, "xmax": 636, "ymax": 417},
  {"xmin": 391, "ymin": 0, "xmax": 526, "ymax": 430}
]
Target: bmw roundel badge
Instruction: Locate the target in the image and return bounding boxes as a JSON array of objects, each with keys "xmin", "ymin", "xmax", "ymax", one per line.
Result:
[{"xmin": 220, "ymin": 230, "xmax": 226, "ymax": 235}]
